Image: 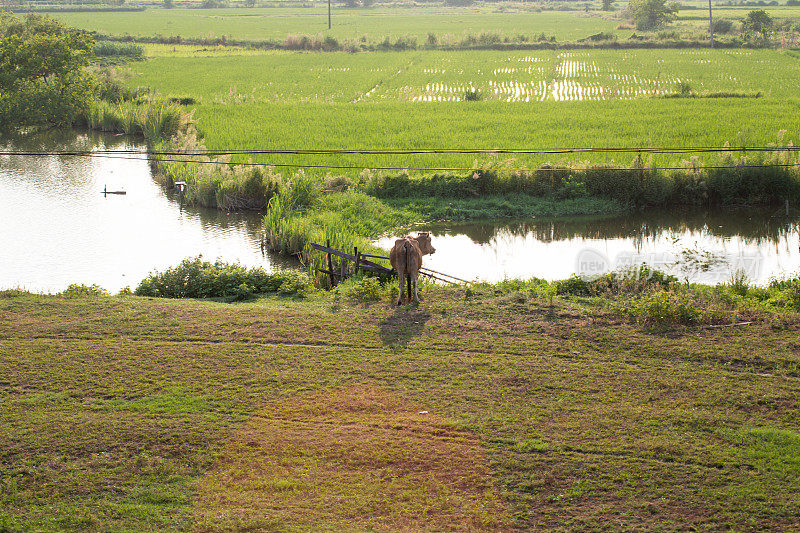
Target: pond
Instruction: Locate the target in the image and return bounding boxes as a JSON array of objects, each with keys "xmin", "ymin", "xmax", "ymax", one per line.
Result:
[
  {"xmin": 3, "ymin": 131, "xmax": 799, "ymax": 293},
  {"xmin": 376, "ymin": 209, "xmax": 800, "ymax": 285},
  {"xmin": 0, "ymin": 131, "xmax": 289, "ymax": 294}
]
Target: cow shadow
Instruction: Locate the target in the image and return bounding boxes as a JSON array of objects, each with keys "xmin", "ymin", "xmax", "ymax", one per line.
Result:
[{"xmin": 379, "ymin": 305, "xmax": 431, "ymax": 349}]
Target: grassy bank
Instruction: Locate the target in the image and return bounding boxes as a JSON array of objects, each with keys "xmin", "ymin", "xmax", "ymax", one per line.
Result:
[{"xmin": 2, "ymin": 286, "xmax": 800, "ymax": 530}]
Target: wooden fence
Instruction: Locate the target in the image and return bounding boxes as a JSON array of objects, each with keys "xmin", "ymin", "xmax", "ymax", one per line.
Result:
[{"xmin": 310, "ymin": 241, "xmax": 470, "ymax": 287}]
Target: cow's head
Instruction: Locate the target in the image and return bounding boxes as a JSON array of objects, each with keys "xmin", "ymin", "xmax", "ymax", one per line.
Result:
[{"xmin": 415, "ymin": 232, "xmax": 436, "ymax": 255}]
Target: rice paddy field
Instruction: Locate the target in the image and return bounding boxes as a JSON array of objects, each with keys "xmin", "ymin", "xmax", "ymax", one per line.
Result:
[
  {"xmin": 45, "ymin": 3, "xmax": 800, "ymax": 46},
  {"xmin": 49, "ymin": 6, "xmax": 624, "ymax": 42},
  {"xmin": 127, "ymin": 47, "xmax": 800, "ymax": 171}
]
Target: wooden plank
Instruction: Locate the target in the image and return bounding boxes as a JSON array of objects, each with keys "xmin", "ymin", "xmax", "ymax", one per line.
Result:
[
  {"xmin": 357, "ymin": 264, "xmax": 387, "ymax": 272},
  {"xmin": 311, "ymin": 242, "xmax": 358, "ymax": 262},
  {"xmin": 310, "ymin": 242, "xmax": 392, "ymax": 273},
  {"xmin": 316, "ymin": 268, "xmax": 342, "ymax": 277},
  {"xmin": 360, "ymin": 258, "xmax": 391, "ymax": 272},
  {"xmin": 359, "ymin": 252, "xmax": 390, "ymax": 261}
]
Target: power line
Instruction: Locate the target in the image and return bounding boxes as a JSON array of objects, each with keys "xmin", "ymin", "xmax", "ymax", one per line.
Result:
[
  {"xmin": 69, "ymin": 152, "xmax": 800, "ymax": 172},
  {"xmin": 0, "ymin": 145, "xmax": 797, "ymax": 157}
]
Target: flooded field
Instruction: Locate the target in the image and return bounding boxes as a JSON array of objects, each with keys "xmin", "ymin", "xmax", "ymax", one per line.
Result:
[{"xmin": 389, "ymin": 50, "xmax": 792, "ymax": 102}]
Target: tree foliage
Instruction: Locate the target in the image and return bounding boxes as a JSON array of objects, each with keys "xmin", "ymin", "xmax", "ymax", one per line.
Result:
[
  {"xmin": 743, "ymin": 9, "xmax": 773, "ymax": 36},
  {"xmin": 626, "ymin": 0, "xmax": 678, "ymax": 30},
  {"xmin": 0, "ymin": 13, "xmax": 95, "ymax": 129}
]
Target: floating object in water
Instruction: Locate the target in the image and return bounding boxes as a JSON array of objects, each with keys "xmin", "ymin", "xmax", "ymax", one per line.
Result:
[{"xmin": 102, "ymin": 185, "xmax": 126, "ymax": 195}]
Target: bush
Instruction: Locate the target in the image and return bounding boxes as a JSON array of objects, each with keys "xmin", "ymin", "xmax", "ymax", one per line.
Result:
[
  {"xmin": 626, "ymin": 0, "xmax": 678, "ymax": 30},
  {"xmin": 624, "ymin": 290, "xmax": 705, "ymax": 325},
  {"xmin": 743, "ymin": 9, "xmax": 773, "ymax": 36},
  {"xmin": 60, "ymin": 284, "xmax": 109, "ymax": 297},
  {"xmin": 713, "ymin": 19, "xmax": 735, "ymax": 34},
  {"xmin": 134, "ymin": 257, "xmax": 314, "ymax": 299},
  {"xmin": 341, "ymin": 276, "xmax": 385, "ymax": 301},
  {"xmin": 0, "ymin": 14, "xmax": 96, "ymax": 130},
  {"xmin": 556, "ymin": 275, "xmax": 591, "ymax": 296}
]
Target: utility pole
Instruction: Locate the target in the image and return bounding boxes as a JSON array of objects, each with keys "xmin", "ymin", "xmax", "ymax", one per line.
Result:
[
  {"xmin": 708, "ymin": 0, "xmax": 715, "ymax": 48},
  {"xmin": 328, "ymin": 0, "xmax": 331, "ymax": 30}
]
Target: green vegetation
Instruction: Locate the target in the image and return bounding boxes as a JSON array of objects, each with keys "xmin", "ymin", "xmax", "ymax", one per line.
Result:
[
  {"xmin": 93, "ymin": 39, "xmax": 144, "ymax": 59},
  {"xmin": 2, "ymin": 280, "xmax": 800, "ymax": 529},
  {"xmin": 76, "ymin": 98, "xmax": 189, "ymax": 140},
  {"xmin": 744, "ymin": 8, "xmax": 776, "ymax": 35},
  {"xmin": 626, "ymin": 0, "xmax": 679, "ymax": 30},
  {"xmin": 262, "ymin": 190, "xmax": 415, "ymax": 283},
  {"xmin": 41, "ymin": 3, "xmax": 800, "ymax": 50},
  {"xmin": 125, "ymin": 48, "xmax": 800, "ymax": 171},
  {"xmin": 48, "ymin": 6, "xmax": 623, "ymax": 44},
  {"xmin": 0, "ymin": 13, "xmax": 95, "ymax": 129},
  {"xmin": 134, "ymin": 256, "xmax": 313, "ymax": 299}
]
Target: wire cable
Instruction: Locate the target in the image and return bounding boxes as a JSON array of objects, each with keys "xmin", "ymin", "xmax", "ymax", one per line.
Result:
[
  {"xmin": 70, "ymin": 151, "xmax": 800, "ymax": 173},
  {"xmin": 0, "ymin": 145, "xmax": 797, "ymax": 157}
]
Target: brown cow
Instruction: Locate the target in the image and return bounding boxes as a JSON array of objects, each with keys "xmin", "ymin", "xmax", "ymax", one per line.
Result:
[{"xmin": 389, "ymin": 232, "xmax": 436, "ymax": 306}]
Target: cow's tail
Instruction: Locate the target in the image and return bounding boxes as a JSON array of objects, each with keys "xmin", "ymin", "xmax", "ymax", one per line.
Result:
[{"xmin": 404, "ymin": 241, "xmax": 411, "ymax": 300}]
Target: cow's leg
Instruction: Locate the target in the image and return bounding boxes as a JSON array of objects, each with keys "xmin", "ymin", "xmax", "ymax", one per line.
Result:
[
  {"xmin": 396, "ymin": 271, "xmax": 404, "ymax": 306},
  {"xmin": 412, "ymin": 274, "xmax": 420, "ymax": 302}
]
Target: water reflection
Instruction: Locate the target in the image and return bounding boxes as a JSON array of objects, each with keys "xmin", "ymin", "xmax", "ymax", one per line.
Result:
[
  {"xmin": 0, "ymin": 131, "xmax": 292, "ymax": 293},
  {"xmin": 377, "ymin": 209, "xmax": 800, "ymax": 284}
]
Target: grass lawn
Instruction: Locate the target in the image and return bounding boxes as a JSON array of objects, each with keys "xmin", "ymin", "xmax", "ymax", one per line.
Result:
[{"xmin": 2, "ymin": 289, "xmax": 800, "ymax": 530}]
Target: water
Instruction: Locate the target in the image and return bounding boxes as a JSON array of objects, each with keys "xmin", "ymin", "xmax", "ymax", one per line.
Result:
[
  {"xmin": 0, "ymin": 131, "xmax": 289, "ymax": 293},
  {"xmin": 376, "ymin": 210, "xmax": 800, "ymax": 284},
  {"xmin": 3, "ymin": 132, "xmax": 799, "ymax": 292}
]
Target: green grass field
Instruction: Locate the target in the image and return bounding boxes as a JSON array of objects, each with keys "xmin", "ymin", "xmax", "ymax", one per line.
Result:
[
  {"xmin": 2, "ymin": 289, "xmax": 800, "ymax": 530},
  {"xmin": 49, "ymin": 6, "xmax": 624, "ymax": 42},
  {"xmin": 126, "ymin": 48, "xmax": 800, "ymax": 171}
]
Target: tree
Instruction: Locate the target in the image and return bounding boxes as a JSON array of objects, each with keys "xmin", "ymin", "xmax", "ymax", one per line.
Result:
[
  {"xmin": 602, "ymin": 0, "xmax": 614, "ymax": 11},
  {"xmin": 626, "ymin": 0, "xmax": 678, "ymax": 30},
  {"xmin": 0, "ymin": 14, "xmax": 95, "ymax": 129},
  {"xmin": 743, "ymin": 9, "xmax": 773, "ymax": 36}
]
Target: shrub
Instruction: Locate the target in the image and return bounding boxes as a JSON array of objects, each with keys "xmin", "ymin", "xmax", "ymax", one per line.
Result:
[
  {"xmin": 624, "ymin": 289, "xmax": 711, "ymax": 325},
  {"xmin": 60, "ymin": 284, "xmax": 109, "ymax": 297},
  {"xmin": 743, "ymin": 9, "xmax": 773, "ymax": 35},
  {"xmin": 134, "ymin": 257, "xmax": 314, "ymax": 299},
  {"xmin": 556, "ymin": 275, "xmax": 591, "ymax": 296},
  {"xmin": 341, "ymin": 276, "xmax": 385, "ymax": 301},
  {"xmin": 713, "ymin": 19, "xmax": 735, "ymax": 34}
]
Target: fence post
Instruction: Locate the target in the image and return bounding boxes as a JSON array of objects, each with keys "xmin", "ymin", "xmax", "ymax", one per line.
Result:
[
  {"xmin": 326, "ymin": 238, "xmax": 335, "ymax": 288},
  {"xmin": 354, "ymin": 247, "xmax": 361, "ymax": 273}
]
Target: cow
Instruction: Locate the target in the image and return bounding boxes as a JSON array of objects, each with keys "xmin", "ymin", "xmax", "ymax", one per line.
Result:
[{"xmin": 389, "ymin": 232, "xmax": 436, "ymax": 306}]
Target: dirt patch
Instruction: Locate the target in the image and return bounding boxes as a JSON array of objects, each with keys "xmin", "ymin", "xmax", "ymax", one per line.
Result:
[{"xmin": 193, "ymin": 386, "xmax": 512, "ymax": 532}]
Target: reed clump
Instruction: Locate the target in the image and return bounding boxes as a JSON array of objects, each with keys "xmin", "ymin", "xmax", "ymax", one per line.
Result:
[
  {"xmin": 79, "ymin": 99, "xmax": 189, "ymax": 141},
  {"xmin": 263, "ymin": 190, "xmax": 415, "ymax": 286},
  {"xmin": 154, "ymin": 128, "xmax": 283, "ymax": 210},
  {"xmin": 361, "ymin": 147, "xmax": 800, "ymax": 208}
]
